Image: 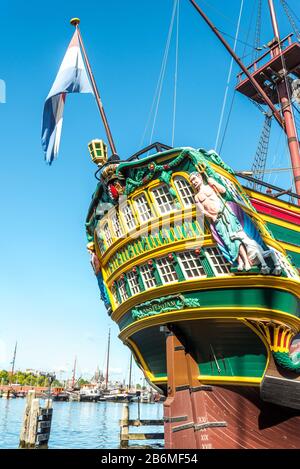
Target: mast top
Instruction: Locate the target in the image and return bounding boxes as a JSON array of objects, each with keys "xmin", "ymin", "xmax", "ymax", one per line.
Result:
[{"xmin": 70, "ymin": 18, "xmax": 80, "ymax": 27}]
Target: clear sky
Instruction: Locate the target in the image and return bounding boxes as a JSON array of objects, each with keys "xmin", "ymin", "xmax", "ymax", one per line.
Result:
[{"xmin": 0, "ymin": 0, "xmax": 297, "ymax": 382}]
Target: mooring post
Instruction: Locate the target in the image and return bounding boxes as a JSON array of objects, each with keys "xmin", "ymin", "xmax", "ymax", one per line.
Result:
[
  {"xmin": 19, "ymin": 390, "xmax": 36, "ymax": 448},
  {"xmin": 19, "ymin": 391, "xmax": 53, "ymax": 449},
  {"xmin": 120, "ymin": 402, "xmax": 129, "ymax": 449},
  {"xmin": 37, "ymin": 398, "xmax": 53, "ymax": 448},
  {"xmin": 27, "ymin": 398, "xmax": 40, "ymax": 447},
  {"xmin": 138, "ymin": 396, "xmax": 140, "ymax": 421}
]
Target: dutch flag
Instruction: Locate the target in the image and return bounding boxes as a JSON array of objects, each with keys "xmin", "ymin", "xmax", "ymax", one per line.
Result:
[{"xmin": 41, "ymin": 30, "xmax": 93, "ymax": 164}]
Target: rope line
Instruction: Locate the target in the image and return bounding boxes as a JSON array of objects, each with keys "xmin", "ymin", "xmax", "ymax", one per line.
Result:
[
  {"xmin": 139, "ymin": 0, "xmax": 177, "ymax": 149},
  {"xmin": 172, "ymin": 0, "xmax": 180, "ymax": 147},
  {"xmin": 149, "ymin": 0, "xmax": 177, "ymax": 146},
  {"xmin": 215, "ymin": 0, "xmax": 244, "ymax": 152}
]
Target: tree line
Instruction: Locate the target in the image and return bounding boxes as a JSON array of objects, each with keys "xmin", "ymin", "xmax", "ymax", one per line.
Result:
[{"xmin": 0, "ymin": 370, "xmax": 62, "ymax": 387}]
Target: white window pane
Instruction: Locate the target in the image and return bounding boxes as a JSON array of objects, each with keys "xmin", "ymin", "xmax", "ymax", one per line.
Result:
[
  {"xmin": 152, "ymin": 185, "xmax": 175, "ymax": 214},
  {"xmin": 177, "ymin": 251, "xmax": 206, "ymax": 279},
  {"xmin": 119, "ymin": 279, "xmax": 128, "ymax": 301},
  {"xmin": 140, "ymin": 264, "xmax": 156, "ymax": 289},
  {"xmin": 127, "ymin": 271, "xmax": 140, "ymax": 295},
  {"xmin": 121, "ymin": 204, "xmax": 136, "ymax": 230},
  {"xmin": 103, "ymin": 223, "xmax": 113, "ymax": 247},
  {"xmin": 111, "ymin": 213, "xmax": 123, "ymax": 238},
  {"xmin": 174, "ymin": 177, "xmax": 195, "ymax": 207},
  {"xmin": 156, "ymin": 257, "xmax": 178, "ymax": 283},
  {"xmin": 134, "ymin": 195, "xmax": 153, "ymax": 222},
  {"xmin": 205, "ymin": 247, "xmax": 230, "ymax": 276}
]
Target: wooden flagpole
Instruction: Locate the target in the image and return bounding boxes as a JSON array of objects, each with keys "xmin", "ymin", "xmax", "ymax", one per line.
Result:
[{"xmin": 70, "ymin": 18, "xmax": 118, "ymax": 157}]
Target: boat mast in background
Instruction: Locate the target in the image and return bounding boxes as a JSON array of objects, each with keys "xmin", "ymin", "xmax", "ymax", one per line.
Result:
[
  {"xmin": 71, "ymin": 356, "xmax": 77, "ymax": 389},
  {"xmin": 10, "ymin": 342, "xmax": 17, "ymax": 381},
  {"xmin": 70, "ymin": 18, "xmax": 118, "ymax": 158},
  {"xmin": 188, "ymin": 0, "xmax": 300, "ymax": 204},
  {"xmin": 105, "ymin": 328, "xmax": 111, "ymax": 390},
  {"xmin": 7, "ymin": 342, "xmax": 17, "ymax": 398}
]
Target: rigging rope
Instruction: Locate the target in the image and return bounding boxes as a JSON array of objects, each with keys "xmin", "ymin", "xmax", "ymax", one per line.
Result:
[
  {"xmin": 214, "ymin": 0, "xmax": 244, "ymax": 152},
  {"xmin": 139, "ymin": 0, "xmax": 177, "ymax": 148},
  {"xmin": 218, "ymin": 90, "xmax": 236, "ymax": 154},
  {"xmin": 149, "ymin": 0, "xmax": 177, "ymax": 146},
  {"xmin": 279, "ymin": 0, "xmax": 300, "ymax": 41},
  {"xmin": 252, "ymin": 0, "xmax": 262, "ymax": 62},
  {"xmin": 172, "ymin": 0, "xmax": 180, "ymax": 147},
  {"xmin": 251, "ymin": 112, "xmax": 272, "ymax": 190},
  {"xmin": 217, "ymin": 29, "xmax": 262, "ymax": 50},
  {"xmin": 241, "ymin": 0, "xmax": 258, "ymax": 58},
  {"xmin": 240, "ymin": 165, "xmax": 300, "ymax": 174}
]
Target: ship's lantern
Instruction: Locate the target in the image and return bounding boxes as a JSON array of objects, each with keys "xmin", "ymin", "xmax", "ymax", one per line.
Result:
[{"xmin": 88, "ymin": 139, "xmax": 108, "ymax": 166}]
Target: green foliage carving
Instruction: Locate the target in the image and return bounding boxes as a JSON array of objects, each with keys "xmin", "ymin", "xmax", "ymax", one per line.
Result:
[{"xmin": 273, "ymin": 351, "xmax": 300, "ymax": 372}]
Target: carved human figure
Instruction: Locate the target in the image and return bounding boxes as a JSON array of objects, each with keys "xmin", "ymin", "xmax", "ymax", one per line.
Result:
[
  {"xmin": 189, "ymin": 172, "xmax": 252, "ymax": 271},
  {"xmin": 231, "ymin": 230, "xmax": 282, "ymax": 275}
]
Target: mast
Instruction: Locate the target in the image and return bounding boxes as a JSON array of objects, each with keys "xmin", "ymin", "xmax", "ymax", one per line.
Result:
[
  {"xmin": 10, "ymin": 342, "xmax": 17, "ymax": 382},
  {"xmin": 72, "ymin": 356, "xmax": 77, "ymax": 388},
  {"xmin": 105, "ymin": 328, "xmax": 111, "ymax": 390},
  {"xmin": 70, "ymin": 18, "xmax": 118, "ymax": 157},
  {"xmin": 7, "ymin": 342, "xmax": 17, "ymax": 397},
  {"xmin": 267, "ymin": 0, "xmax": 300, "ymax": 199},
  {"xmin": 268, "ymin": 0, "xmax": 280, "ymax": 40}
]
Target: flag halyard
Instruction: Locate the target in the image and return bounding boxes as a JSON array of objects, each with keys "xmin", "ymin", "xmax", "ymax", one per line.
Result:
[{"xmin": 41, "ymin": 30, "xmax": 93, "ymax": 164}]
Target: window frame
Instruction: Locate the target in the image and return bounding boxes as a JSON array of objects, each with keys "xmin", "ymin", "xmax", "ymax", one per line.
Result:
[
  {"xmin": 177, "ymin": 251, "xmax": 207, "ymax": 280},
  {"xmin": 139, "ymin": 264, "xmax": 157, "ymax": 289},
  {"xmin": 156, "ymin": 256, "xmax": 178, "ymax": 284},
  {"xmin": 150, "ymin": 184, "xmax": 176, "ymax": 215},
  {"xmin": 173, "ymin": 175, "xmax": 195, "ymax": 208},
  {"xmin": 132, "ymin": 192, "xmax": 155, "ymax": 224},
  {"xmin": 126, "ymin": 271, "xmax": 141, "ymax": 295},
  {"xmin": 118, "ymin": 278, "xmax": 129, "ymax": 302},
  {"xmin": 205, "ymin": 246, "xmax": 231, "ymax": 276},
  {"xmin": 119, "ymin": 201, "xmax": 137, "ymax": 232}
]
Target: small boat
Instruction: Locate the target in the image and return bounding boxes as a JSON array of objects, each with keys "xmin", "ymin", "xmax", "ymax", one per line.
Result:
[
  {"xmin": 52, "ymin": 387, "xmax": 69, "ymax": 402},
  {"xmin": 102, "ymin": 392, "xmax": 134, "ymax": 403}
]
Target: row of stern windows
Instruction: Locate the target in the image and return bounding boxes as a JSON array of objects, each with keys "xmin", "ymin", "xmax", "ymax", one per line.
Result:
[
  {"xmin": 110, "ymin": 247, "xmax": 231, "ymax": 306},
  {"xmin": 99, "ymin": 174, "xmax": 245, "ymax": 251}
]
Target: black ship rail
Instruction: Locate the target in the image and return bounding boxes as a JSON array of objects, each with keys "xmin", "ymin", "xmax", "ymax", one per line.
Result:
[
  {"xmin": 127, "ymin": 142, "xmax": 172, "ymax": 161},
  {"xmin": 236, "ymin": 172, "xmax": 300, "ymax": 203}
]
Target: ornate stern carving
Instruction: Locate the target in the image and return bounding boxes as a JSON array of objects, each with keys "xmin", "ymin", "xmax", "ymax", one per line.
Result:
[{"xmin": 246, "ymin": 319, "xmax": 300, "ymax": 372}]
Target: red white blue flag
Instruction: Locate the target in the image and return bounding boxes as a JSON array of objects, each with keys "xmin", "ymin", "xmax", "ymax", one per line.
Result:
[{"xmin": 41, "ymin": 30, "xmax": 93, "ymax": 164}]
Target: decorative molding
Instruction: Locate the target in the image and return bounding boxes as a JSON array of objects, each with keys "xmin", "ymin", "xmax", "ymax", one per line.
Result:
[
  {"xmin": 245, "ymin": 318, "xmax": 300, "ymax": 373},
  {"xmin": 132, "ymin": 294, "xmax": 201, "ymax": 320}
]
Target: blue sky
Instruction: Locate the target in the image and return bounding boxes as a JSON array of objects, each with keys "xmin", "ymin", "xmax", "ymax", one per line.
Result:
[{"xmin": 0, "ymin": 0, "xmax": 298, "ymax": 382}]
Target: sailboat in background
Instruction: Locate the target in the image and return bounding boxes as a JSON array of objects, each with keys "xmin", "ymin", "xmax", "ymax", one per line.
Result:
[{"xmin": 2, "ymin": 342, "xmax": 17, "ymax": 399}]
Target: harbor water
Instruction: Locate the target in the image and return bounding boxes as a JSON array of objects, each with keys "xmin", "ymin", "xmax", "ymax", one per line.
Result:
[{"xmin": 0, "ymin": 398, "xmax": 164, "ymax": 449}]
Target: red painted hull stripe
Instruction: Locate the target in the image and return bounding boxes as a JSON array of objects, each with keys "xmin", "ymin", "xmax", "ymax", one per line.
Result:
[{"xmin": 251, "ymin": 198, "xmax": 300, "ymax": 225}]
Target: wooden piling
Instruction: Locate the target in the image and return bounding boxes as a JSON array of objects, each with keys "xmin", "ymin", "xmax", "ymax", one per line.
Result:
[
  {"xmin": 19, "ymin": 392, "xmax": 53, "ymax": 449},
  {"xmin": 119, "ymin": 401, "xmax": 164, "ymax": 449},
  {"xmin": 27, "ymin": 398, "xmax": 40, "ymax": 447},
  {"xmin": 19, "ymin": 390, "xmax": 36, "ymax": 448},
  {"xmin": 120, "ymin": 403, "xmax": 129, "ymax": 449}
]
